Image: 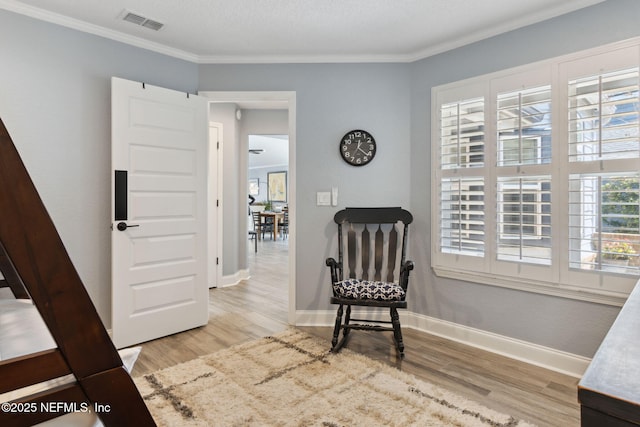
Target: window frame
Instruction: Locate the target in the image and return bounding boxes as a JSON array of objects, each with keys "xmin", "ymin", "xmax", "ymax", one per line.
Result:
[{"xmin": 431, "ymin": 39, "xmax": 640, "ymax": 307}]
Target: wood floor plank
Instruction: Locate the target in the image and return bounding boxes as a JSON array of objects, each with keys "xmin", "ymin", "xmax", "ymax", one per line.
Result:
[{"xmin": 134, "ymin": 238, "xmax": 580, "ymax": 427}]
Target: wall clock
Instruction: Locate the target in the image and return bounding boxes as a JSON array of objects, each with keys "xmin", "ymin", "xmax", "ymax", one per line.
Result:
[{"xmin": 339, "ymin": 129, "xmax": 376, "ymax": 166}]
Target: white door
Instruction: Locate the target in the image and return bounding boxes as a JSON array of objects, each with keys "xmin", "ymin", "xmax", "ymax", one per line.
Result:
[{"xmin": 111, "ymin": 77, "xmax": 209, "ymax": 348}]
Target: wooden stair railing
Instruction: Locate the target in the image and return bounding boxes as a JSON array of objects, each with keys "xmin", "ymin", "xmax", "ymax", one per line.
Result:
[{"xmin": 0, "ymin": 118, "xmax": 155, "ymax": 426}]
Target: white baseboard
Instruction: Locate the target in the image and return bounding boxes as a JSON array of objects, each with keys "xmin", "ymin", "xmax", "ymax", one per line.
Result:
[
  {"xmin": 407, "ymin": 312, "xmax": 590, "ymax": 378},
  {"xmin": 295, "ymin": 308, "xmax": 407, "ymax": 326},
  {"xmin": 296, "ymin": 310, "xmax": 335, "ymax": 326},
  {"xmin": 219, "ymin": 269, "xmax": 250, "ymax": 288},
  {"xmin": 295, "ymin": 309, "xmax": 590, "ymax": 378}
]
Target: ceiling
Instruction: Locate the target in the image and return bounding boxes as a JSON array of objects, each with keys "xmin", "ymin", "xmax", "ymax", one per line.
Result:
[
  {"xmin": 249, "ymin": 135, "xmax": 288, "ymax": 170},
  {"xmin": 2, "ymin": 0, "xmax": 604, "ymax": 64}
]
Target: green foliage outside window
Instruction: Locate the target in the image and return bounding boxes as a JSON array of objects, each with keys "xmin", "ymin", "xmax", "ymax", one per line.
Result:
[
  {"xmin": 602, "ymin": 241, "xmax": 637, "ymax": 260},
  {"xmin": 601, "ymin": 178, "xmax": 639, "ymax": 233}
]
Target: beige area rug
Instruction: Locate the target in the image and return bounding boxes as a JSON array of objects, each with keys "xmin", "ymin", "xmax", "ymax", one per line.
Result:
[{"xmin": 133, "ymin": 329, "xmax": 534, "ymax": 426}]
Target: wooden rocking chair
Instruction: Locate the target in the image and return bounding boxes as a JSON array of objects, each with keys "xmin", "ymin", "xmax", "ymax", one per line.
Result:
[{"xmin": 326, "ymin": 207, "xmax": 414, "ymax": 358}]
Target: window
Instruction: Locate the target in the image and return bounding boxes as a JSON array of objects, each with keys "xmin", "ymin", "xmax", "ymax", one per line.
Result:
[
  {"xmin": 499, "ymin": 136, "xmax": 541, "ymax": 166},
  {"xmin": 497, "ymin": 177, "xmax": 551, "ymax": 265},
  {"xmin": 496, "ymin": 84, "xmax": 552, "ymax": 266},
  {"xmin": 497, "ymin": 85, "xmax": 551, "ymax": 166},
  {"xmin": 569, "ymin": 174, "xmax": 640, "ymax": 273},
  {"xmin": 440, "ymin": 177, "xmax": 485, "ymax": 255},
  {"xmin": 440, "ymin": 98, "xmax": 485, "ymax": 169},
  {"xmin": 568, "ymin": 69, "xmax": 639, "ymax": 162},
  {"xmin": 432, "ymin": 41, "xmax": 640, "ymax": 304},
  {"xmin": 439, "ymin": 96, "xmax": 486, "ymax": 257},
  {"xmin": 568, "ymin": 67, "xmax": 640, "ymax": 281}
]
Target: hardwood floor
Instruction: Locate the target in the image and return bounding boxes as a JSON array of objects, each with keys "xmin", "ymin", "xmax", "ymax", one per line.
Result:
[{"xmin": 133, "ymin": 237, "xmax": 580, "ymax": 427}]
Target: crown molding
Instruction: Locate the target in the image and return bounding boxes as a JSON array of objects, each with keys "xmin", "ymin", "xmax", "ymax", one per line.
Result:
[
  {"xmin": 1, "ymin": 0, "xmax": 606, "ymax": 65},
  {"xmin": 0, "ymin": 0, "xmax": 199, "ymax": 62},
  {"xmin": 195, "ymin": 53, "xmax": 413, "ymax": 64},
  {"xmin": 404, "ymin": 0, "xmax": 607, "ymax": 63},
  {"xmin": 0, "ymin": 0, "xmax": 413, "ymax": 64}
]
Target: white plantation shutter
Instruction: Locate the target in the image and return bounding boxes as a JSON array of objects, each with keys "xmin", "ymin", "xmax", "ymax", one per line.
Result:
[
  {"xmin": 566, "ymin": 65, "xmax": 640, "ymax": 279},
  {"xmin": 568, "ymin": 69, "xmax": 640, "ymax": 162},
  {"xmin": 497, "ymin": 176, "xmax": 552, "ymax": 265},
  {"xmin": 437, "ymin": 94, "xmax": 486, "ymax": 260},
  {"xmin": 433, "ymin": 41, "xmax": 640, "ymax": 302},
  {"xmin": 497, "ymin": 86, "xmax": 552, "ymax": 166},
  {"xmin": 568, "ymin": 174, "xmax": 640, "ymax": 274},
  {"xmin": 440, "ymin": 98, "xmax": 485, "ymax": 169},
  {"xmin": 495, "ymin": 85, "xmax": 553, "ymax": 268},
  {"xmin": 440, "ymin": 177, "xmax": 485, "ymax": 255}
]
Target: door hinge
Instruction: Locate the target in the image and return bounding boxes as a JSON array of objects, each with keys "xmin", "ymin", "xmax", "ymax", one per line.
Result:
[
  {"xmin": 216, "ymin": 199, "xmax": 219, "ymax": 207},
  {"xmin": 217, "ymin": 141, "xmax": 220, "ymax": 149},
  {"xmin": 216, "ymin": 257, "xmax": 219, "ymax": 265}
]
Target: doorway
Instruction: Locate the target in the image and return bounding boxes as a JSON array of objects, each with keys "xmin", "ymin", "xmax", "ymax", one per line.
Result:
[
  {"xmin": 200, "ymin": 91, "xmax": 296, "ymax": 325},
  {"xmin": 248, "ymin": 133, "xmax": 289, "ymax": 236}
]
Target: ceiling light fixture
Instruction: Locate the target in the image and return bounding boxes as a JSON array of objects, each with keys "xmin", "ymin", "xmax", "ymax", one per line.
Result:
[{"xmin": 122, "ymin": 10, "xmax": 164, "ymax": 31}]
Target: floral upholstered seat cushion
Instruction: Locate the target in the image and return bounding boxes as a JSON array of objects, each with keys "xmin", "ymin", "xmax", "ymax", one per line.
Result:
[{"xmin": 333, "ymin": 279, "xmax": 406, "ymax": 301}]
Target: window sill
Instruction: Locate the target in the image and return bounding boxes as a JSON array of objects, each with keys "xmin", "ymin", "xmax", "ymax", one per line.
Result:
[{"xmin": 433, "ymin": 266, "xmax": 630, "ymax": 307}]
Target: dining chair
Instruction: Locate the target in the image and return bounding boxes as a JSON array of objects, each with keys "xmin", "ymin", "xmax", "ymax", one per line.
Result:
[
  {"xmin": 252, "ymin": 211, "xmax": 273, "ymax": 240},
  {"xmin": 279, "ymin": 209, "xmax": 289, "ymax": 239}
]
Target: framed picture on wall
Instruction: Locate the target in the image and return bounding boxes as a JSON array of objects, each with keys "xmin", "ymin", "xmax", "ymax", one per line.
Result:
[
  {"xmin": 268, "ymin": 171, "xmax": 287, "ymax": 202},
  {"xmin": 248, "ymin": 178, "xmax": 259, "ymax": 196}
]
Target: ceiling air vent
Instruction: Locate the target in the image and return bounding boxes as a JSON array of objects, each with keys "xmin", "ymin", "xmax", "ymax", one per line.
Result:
[
  {"xmin": 122, "ymin": 11, "xmax": 164, "ymax": 31},
  {"xmin": 142, "ymin": 20, "xmax": 164, "ymax": 31}
]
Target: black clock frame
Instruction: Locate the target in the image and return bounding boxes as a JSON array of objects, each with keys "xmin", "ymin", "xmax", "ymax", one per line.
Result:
[{"xmin": 339, "ymin": 129, "xmax": 376, "ymax": 166}]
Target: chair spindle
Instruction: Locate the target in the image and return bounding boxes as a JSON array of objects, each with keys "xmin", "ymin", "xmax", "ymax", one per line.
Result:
[
  {"xmin": 361, "ymin": 225, "xmax": 370, "ymax": 280},
  {"xmin": 387, "ymin": 225, "xmax": 398, "ymax": 283},
  {"xmin": 348, "ymin": 224, "xmax": 356, "ymax": 279},
  {"xmin": 374, "ymin": 225, "xmax": 384, "ymax": 281}
]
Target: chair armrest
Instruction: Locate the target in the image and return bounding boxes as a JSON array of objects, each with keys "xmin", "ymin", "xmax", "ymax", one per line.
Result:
[
  {"xmin": 326, "ymin": 257, "xmax": 339, "ymax": 268},
  {"xmin": 326, "ymin": 257, "xmax": 341, "ymax": 284},
  {"xmin": 401, "ymin": 260, "xmax": 415, "ymax": 273},
  {"xmin": 399, "ymin": 260, "xmax": 414, "ymax": 291}
]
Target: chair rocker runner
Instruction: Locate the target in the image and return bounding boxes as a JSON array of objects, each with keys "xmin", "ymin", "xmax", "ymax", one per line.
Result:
[{"xmin": 326, "ymin": 207, "xmax": 414, "ymax": 358}]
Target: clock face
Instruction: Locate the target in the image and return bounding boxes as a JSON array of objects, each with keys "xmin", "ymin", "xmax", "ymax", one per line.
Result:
[{"xmin": 339, "ymin": 130, "xmax": 376, "ymax": 166}]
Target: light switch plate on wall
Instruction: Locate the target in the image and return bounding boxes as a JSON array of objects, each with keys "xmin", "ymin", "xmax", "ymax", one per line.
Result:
[{"xmin": 317, "ymin": 191, "xmax": 331, "ymax": 206}]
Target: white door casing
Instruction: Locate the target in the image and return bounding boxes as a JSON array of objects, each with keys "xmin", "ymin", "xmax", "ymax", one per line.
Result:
[
  {"xmin": 199, "ymin": 90, "xmax": 296, "ymax": 325},
  {"xmin": 208, "ymin": 123, "xmax": 222, "ymax": 288},
  {"xmin": 111, "ymin": 77, "xmax": 209, "ymax": 348}
]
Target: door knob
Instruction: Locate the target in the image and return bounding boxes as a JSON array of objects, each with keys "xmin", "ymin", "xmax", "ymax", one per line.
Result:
[{"xmin": 116, "ymin": 222, "xmax": 140, "ymax": 231}]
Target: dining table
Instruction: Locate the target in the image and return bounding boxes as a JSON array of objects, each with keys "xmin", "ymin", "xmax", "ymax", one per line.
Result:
[{"xmin": 258, "ymin": 211, "xmax": 284, "ymax": 240}]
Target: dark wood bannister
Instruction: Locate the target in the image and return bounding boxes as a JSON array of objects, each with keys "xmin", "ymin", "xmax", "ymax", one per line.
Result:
[{"xmin": 0, "ymin": 118, "xmax": 155, "ymax": 426}]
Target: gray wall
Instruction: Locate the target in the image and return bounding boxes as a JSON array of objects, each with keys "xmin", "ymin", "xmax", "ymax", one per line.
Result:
[
  {"xmin": 1, "ymin": 0, "xmax": 639, "ymax": 358},
  {"xmin": 199, "ymin": 63, "xmax": 413, "ymax": 312},
  {"xmin": 0, "ymin": 11, "xmax": 198, "ymax": 326},
  {"xmin": 209, "ymin": 103, "xmax": 241, "ymax": 276},
  {"xmin": 408, "ymin": 0, "xmax": 640, "ymax": 357}
]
